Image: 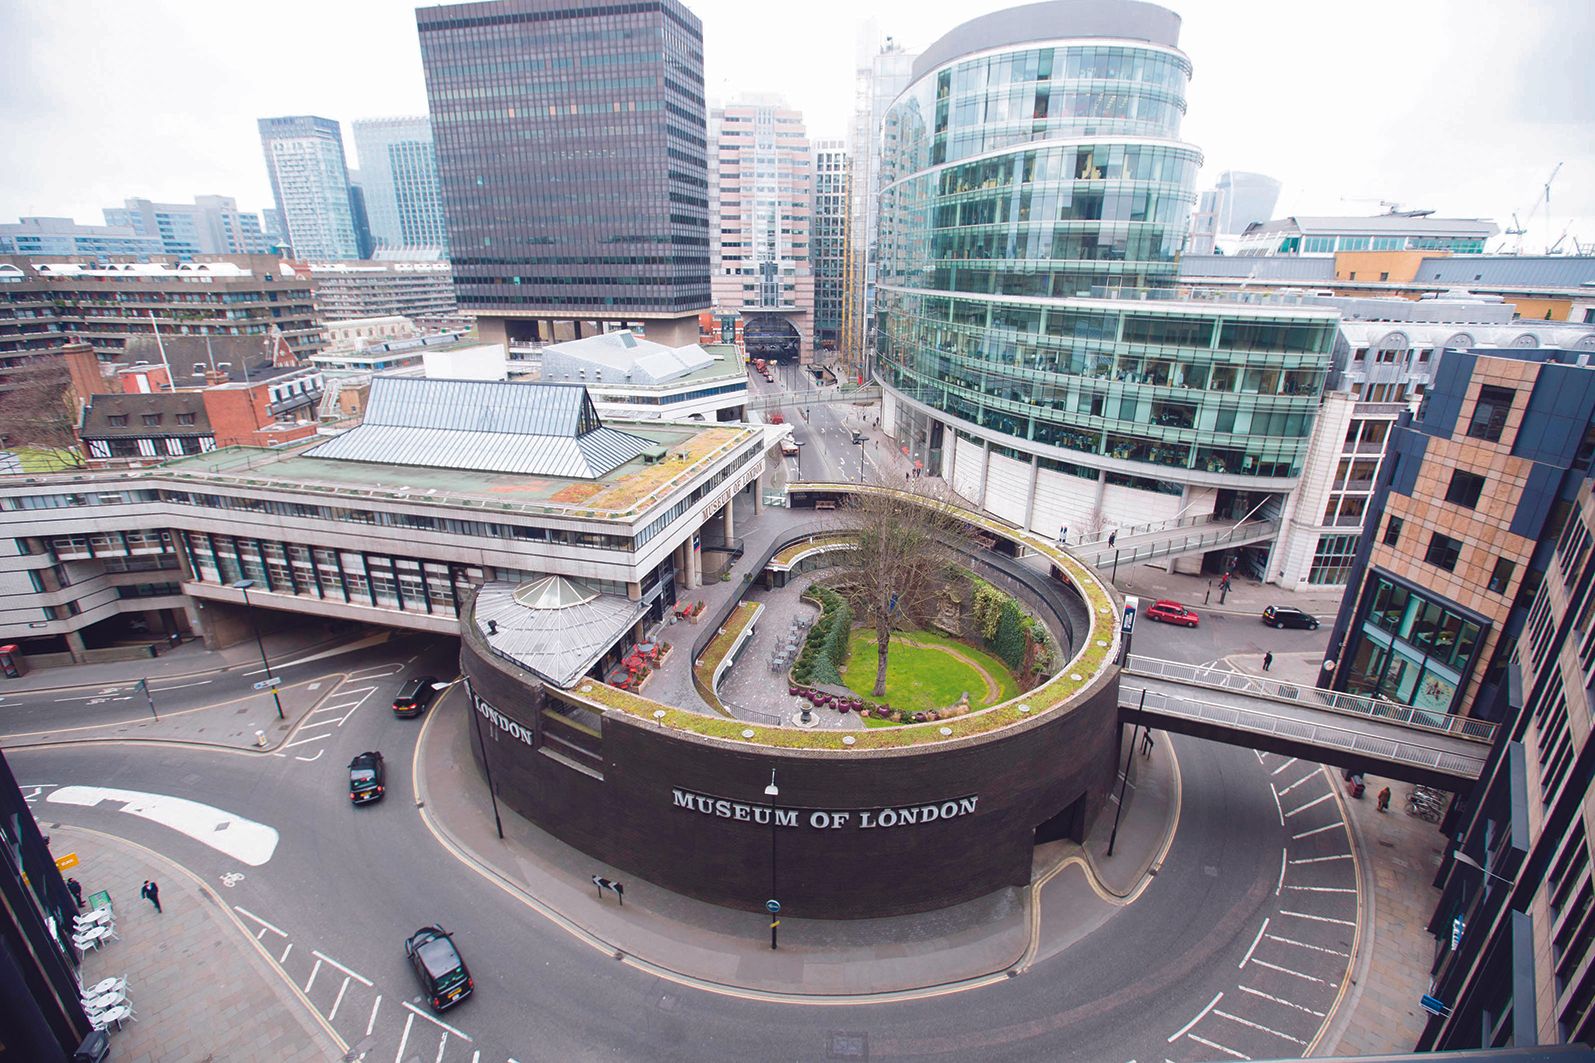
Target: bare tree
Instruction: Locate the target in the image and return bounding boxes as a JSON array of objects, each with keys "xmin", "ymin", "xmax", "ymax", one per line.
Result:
[
  {"xmin": 0, "ymin": 356, "xmax": 83, "ymax": 468},
  {"xmin": 832, "ymin": 483, "xmax": 970, "ymax": 697}
]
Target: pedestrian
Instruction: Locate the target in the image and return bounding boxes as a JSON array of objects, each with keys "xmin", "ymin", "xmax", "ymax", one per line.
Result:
[
  {"xmin": 66, "ymin": 877, "xmax": 83, "ymax": 909},
  {"xmin": 1376, "ymin": 786, "xmax": 1391, "ymax": 813},
  {"xmin": 140, "ymin": 879, "xmax": 162, "ymax": 913},
  {"xmin": 1107, "ymin": 530, "xmax": 1117, "ymax": 548},
  {"xmin": 1140, "ymin": 729, "xmax": 1154, "ymax": 756},
  {"xmin": 1263, "ymin": 651, "xmax": 1274, "ymax": 672},
  {"xmin": 1058, "ymin": 526, "xmax": 1068, "ymax": 545}
]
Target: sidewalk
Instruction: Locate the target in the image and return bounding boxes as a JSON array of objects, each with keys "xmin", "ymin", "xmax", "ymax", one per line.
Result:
[
  {"xmin": 52, "ymin": 824, "xmax": 343, "ymax": 1063},
  {"xmin": 417, "ymin": 687, "xmax": 1180, "ymax": 996},
  {"xmin": 1112, "ymin": 563, "xmax": 1347, "ymax": 618}
]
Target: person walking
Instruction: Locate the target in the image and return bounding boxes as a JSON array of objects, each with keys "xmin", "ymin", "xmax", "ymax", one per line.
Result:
[
  {"xmin": 1107, "ymin": 530, "xmax": 1117, "ymax": 548},
  {"xmin": 1140, "ymin": 729, "xmax": 1154, "ymax": 756},
  {"xmin": 1262, "ymin": 651, "xmax": 1274, "ymax": 672},
  {"xmin": 140, "ymin": 879, "xmax": 162, "ymax": 913},
  {"xmin": 1376, "ymin": 786, "xmax": 1391, "ymax": 812},
  {"xmin": 1057, "ymin": 526, "xmax": 1068, "ymax": 545},
  {"xmin": 66, "ymin": 877, "xmax": 83, "ymax": 909}
]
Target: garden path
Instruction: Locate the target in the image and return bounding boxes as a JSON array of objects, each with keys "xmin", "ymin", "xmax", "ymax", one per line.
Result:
[{"xmin": 891, "ymin": 632, "xmax": 1004, "ymax": 705}]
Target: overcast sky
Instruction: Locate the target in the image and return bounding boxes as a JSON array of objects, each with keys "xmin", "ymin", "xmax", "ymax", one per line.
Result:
[{"xmin": 2, "ymin": 0, "xmax": 1590, "ymax": 253}]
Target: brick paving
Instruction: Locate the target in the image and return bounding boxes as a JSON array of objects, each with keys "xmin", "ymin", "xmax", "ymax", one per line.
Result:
[{"xmin": 52, "ymin": 825, "xmax": 343, "ymax": 1062}]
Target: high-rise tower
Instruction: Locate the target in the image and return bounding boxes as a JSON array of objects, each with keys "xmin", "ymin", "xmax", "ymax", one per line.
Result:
[
  {"xmin": 351, "ymin": 117, "xmax": 449, "ymax": 255},
  {"xmin": 257, "ymin": 116, "xmax": 361, "ymax": 260}
]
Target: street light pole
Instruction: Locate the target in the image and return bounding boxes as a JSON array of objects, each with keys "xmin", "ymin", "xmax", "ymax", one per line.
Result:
[
  {"xmin": 232, "ymin": 580, "xmax": 283, "ymax": 720},
  {"xmin": 1106, "ymin": 689, "xmax": 1148, "ymax": 856},
  {"xmin": 465, "ymin": 683, "xmax": 506, "ymax": 840},
  {"xmin": 765, "ymin": 769, "xmax": 779, "ymax": 950}
]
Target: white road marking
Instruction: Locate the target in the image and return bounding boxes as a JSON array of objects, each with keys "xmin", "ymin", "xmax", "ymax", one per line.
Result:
[
  {"xmin": 1238, "ymin": 917, "xmax": 1269, "ymax": 969},
  {"xmin": 256, "ymin": 927, "xmax": 268, "ymax": 940},
  {"xmin": 1292, "ymin": 822, "xmax": 1342, "ymax": 840},
  {"xmin": 366, "ymin": 995, "xmax": 382, "ymax": 1037},
  {"xmin": 471, "ymin": 1052, "xmax": 480, "ymax": 1063},
  {"xmin": 46, "ymin": 786, "xmax": 282, "ymax": 866},
  {"xmin": 1188, "ymin": 1034, "xmax": 1250, "ymax": 1060},
  {"xmin": 333, "ymin": 700, "xmax": 368, "ymax": 727},
  {"xmin": 401, "ymin": 1001, "xmax": 473, "ymax": 1040},
  {"xmin": 1284, "ymin": 791, "xmax": 1334, "ymax": 818},
  {"xmin": 1168, "ymin": 992, "xmax": 1223, "ymax": 1042},
  {"xmin": 248, "ymin": 632, "xmax": 392, "ymax": 674},
  {"xmin": 349, "ymin": 664, "xmax": 402, "ymax": 681},
  {"xmin": 54, "ymin": 692, "xmax": 128, "ymax": 702},
  {"xmin": 1290, "ymin": 853, "xmax": 1352, "ymax": 864},
  {"xmin": 434, "ymin": 1033, "xmax": 448, "ymax": 1063},
  {"xmin": 1280, "ymin": 909, "xmax": 1357, "ymax": 926},
  {"xmin": 303, "ymin": 958, "xmax": 322, "ymax": 994},
  {"xmin": 311, "ymin": 949, "xmax": 373, "ymax": 986},
  {"xmin": 1253, "ymin": 749, "xmax": 1266, "ymax": 765},
  {"xmin": 1238, "ymin": 984, "xmax": 1325, "ymax": 1017},
  {"xmin": 294, "ymin": 751, "xmax": 325, "ymax": 763},
  {"xmin": 282, "ymin": 731, "xmax": 334, "ymax": 749},
  {"xmin": 308, "ymin": 682, "xmax": 322, "ymax": 691},
  {"xmin": 1286, "ymin": 885, "xmax": 1357, "ymax": 894},
  {"xmin": 1250, "ymin": 958, "xmax": 1332, "ymax": 984},
  {"xmin": 1277, "ymin": 772, "xmax": 1319, "ymax": 797},
  {"xmin": 234, "ymin": 906, "xmax": 286, "ymax": 936},
  {"xmin": 1213, "ymin": 1008, "xmax": 1305, "ymax": 1045},
  {"xmin": 393, "ymin": 1011, "xmax": 413, "ymax": 1063},
  {"xmin": 148, "ymin": 680, "xmax": 213, "ymax": 692},
  {"xmin": 279, "ymin": 943, "xmax": 293, "ymax": 963},
  {"xmin": 1268, "ymin": 933, "xmax": 1349, "ymax": 957},
  {"xmin": 1268, "ymin": 783, "xmax": 1284, "ymax": 826},
  {"xmin": 328, "ymin": 976, "xmax": 350, "ymax": 1021},
  {"xmin": 1270, "ymin": 758, "xmax": 1297, "ymax": 776}
]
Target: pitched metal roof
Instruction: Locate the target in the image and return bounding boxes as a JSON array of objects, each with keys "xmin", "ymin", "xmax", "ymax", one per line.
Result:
[
  {"xmin": 1242, "ymin": 216, "xmax": 1499, "ymax": 238},
  {"xmin": 1412, "ymin": 255, "xmax": 1595, "ymax": 290},
  {"xmin": 1178, "ymin": 254, "xmax": 1337, "ymax": 281},
  {"xmin": 474, "ymin": 578, "xmax": 647, "ymax": 689},
  {"xmin": 304, "ymin": 377, "xmax": 653, "ymax": 478}
]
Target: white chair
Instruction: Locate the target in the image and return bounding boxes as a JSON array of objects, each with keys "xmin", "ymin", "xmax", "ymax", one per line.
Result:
[
  {"xmin": 83, "ymin": 976, "xmax": 126, "ymax": 999},
  {"xmin": 72, "ymin": 928, "xmax": 104, "ymax": 954},
  {"xmin": 95, "ymin": 1003, "xmax": 137, "ymax": 1030},
  {"xmin": 82, "ymin": 988, "xmax": 126, "ymax": 1013}
]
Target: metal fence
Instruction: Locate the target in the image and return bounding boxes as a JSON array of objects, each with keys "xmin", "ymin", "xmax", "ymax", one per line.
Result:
[{"xmin": 1075, "ymin": 519, "xmax": 1281, "ymax": 568}]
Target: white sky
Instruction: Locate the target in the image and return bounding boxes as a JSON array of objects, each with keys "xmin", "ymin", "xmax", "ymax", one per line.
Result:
[{"xmin": 2, "ymin": 0, "xmax": 1591, "ymax": 253}]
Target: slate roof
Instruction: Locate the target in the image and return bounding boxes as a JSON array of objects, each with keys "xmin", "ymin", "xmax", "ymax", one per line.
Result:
[
  {"xmin": 304, "ymin": 377, "xmax": 653, "ymax": 479},
  {"xmin": 81, "ymin": 392, "xmax": 211, "ymax": 439}
]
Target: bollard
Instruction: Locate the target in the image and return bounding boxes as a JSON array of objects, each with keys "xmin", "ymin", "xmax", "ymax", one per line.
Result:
[{"xmin": 254, "ymin": 730, "xmax": 267, "ymax": 749}]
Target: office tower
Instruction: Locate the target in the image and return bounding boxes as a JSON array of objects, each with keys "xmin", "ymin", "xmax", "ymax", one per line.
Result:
[
  {"xmin": 351, "ymin": 116, "xmax": 449, "ymax": 254},
  {"xmin": 257, "ymin": 116, "xmax": 361, "ymax": 260},
  {"xmin": 710, "ymin": 97, "xmax": 813, "ymax": 361},
  {"xmin": 416, "ymin": 0, "xmax": 711, "ymax": 349},
  {"xmin": 348, "ymin": 180, "xmax": 375, "ymax": 259},
  {"xmin": 812, "ymin": 139, "xmax": 849, "ymax": 352},
  {"xmin": 0, "ymin": 217, "xmax": 162, "ymax": 257},
  {"xmin": 1188, "ymin": 171, "xmax": 1281, "ymax": 255}
]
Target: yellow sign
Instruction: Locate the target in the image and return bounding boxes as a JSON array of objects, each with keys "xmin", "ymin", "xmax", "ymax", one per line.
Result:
[{"xmin": 54, "ymin": 852, "xmax": 78, "ymax": 871}]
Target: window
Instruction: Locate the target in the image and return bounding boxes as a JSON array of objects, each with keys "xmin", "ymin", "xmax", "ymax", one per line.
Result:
[
  {"xmin": 1446, "ymin": 470, "xmax": 1486, "ymax": 509},
  {"xmin": 1467, "ymin": 385, "xmax": 1515, "ymax": 442},
  {"xmin": 142, "ymin": 414, "xmax": 162, "ymax": 427},
  {"xmin": 176, "ymin": 412, "xmax": 196, "ymax": 426},
  {"xmin": 107, "ymin": 415, "xmax": 128, "ymax": 427},
  {"xmin": 1488, "ymin": 557, "xmax": 1516, "ymax": 594},
  {"xmin": 1426, "ymin": 532, "xmax": 1463, "ymax": 572},
  {"xmin": 1384, "ymin": 515, "xmax": 1404, "ymax": 546}
]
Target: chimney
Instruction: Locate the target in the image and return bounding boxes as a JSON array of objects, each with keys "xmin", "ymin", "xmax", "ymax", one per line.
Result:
[{"xmin": 204, "ymin": 367, "xmax": 230, "ymax": 386}]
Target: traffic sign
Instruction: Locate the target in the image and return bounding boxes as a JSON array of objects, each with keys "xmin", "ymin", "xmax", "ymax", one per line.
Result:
[
  {"xmin": 1122, "ymin": 595, "xmax": 1139, "ymax": 634},
  {"xmin": 253, "ymin": 678, "xmax": 282, "ymax": 690},
  {"xmin": 54, "ymin": 852, "xmax": 78, "ymax": 871},
  {"xmin": 765, "ymin": 899, "xmax": 781, "ymax": 914}
]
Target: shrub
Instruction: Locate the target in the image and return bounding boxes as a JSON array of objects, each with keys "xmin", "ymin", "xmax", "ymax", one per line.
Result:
[{"xmin": 994, "ymin": 600, "xmax": 1026, "ymax": 671}]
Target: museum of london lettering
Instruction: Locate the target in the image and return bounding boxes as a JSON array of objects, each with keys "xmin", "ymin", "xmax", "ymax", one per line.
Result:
[{"xmin": 671, "ymin": 788, "xmax": 979, "ymax": 830}]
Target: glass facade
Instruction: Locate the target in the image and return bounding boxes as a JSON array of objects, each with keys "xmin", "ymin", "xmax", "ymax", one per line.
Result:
[
  {"xmin": 416, "ymin": 0, "xmax": 711, "ymax": 315},
  {"xmin": 875, "ymin": 17, "xmax": 1335, "ymax": 490},
  {"xmin": 1341, "ymin": 573, "xmax": 1485, "ymax": 715}
]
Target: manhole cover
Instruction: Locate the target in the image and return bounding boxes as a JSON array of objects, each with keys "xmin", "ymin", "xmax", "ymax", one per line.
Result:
[{"xmin": 827, "ymin": 1031, "xmax": 868, "ymax": 1059}]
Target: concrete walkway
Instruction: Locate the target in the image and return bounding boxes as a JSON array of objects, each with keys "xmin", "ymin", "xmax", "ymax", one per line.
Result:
[
  {"xmin": 50, "ymin": 824, "xmax": 343, "ymax": 1063},
  {"xmin": 1111, "ymin": 561, "xmax": 1348, "ymax": 619}
]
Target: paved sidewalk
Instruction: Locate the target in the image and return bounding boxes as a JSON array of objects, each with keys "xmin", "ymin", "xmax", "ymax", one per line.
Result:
[
  {"xmin": 49, "ymin": 824, "xmax": 343, "ymax": 1063},
  {"xmin": 1112, "ymin": 562, "xmax": 1347, "ymax": 619},
  {"xmin": 419, "ymin": 687, "xmax": 1178, "ymax": 996},
  {"xmin": 1082, "ymin": 720, "xmax": 1180, "ymax": 896}
]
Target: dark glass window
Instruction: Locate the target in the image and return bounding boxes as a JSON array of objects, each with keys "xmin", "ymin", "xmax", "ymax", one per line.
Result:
[
  {"xmin": 142, "ymin": 414, "xmax": 162, "ymax": 427},
  {"xmin": 1466, "ymin": 385, "xmax": 1515, "ymax": 442},
  {"xmin": 1445, "ymin": 470, "xmax": 1485, "ymax": 509},
  {"xmin": 1488, "ymin": 557, "xmax": 1515, "ymax": 594},
  {"xmin": 1383, "ymin": 515, "xmax": 1403, "ymax": 546},
  {"xmin": 1425, "ymin": 532, "xmax": 1463, "ymax": 573},
  {"xmin": 108, "ymin": 415, "xmax": 128, "ymax": 427}
]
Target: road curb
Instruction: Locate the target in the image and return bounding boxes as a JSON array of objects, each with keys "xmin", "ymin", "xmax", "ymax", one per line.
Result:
[
  {"xmin": 1305, "ymin": 766, "xmax": 1368, "ymax": 1056},
  {"xmin": 1079, "ymin": 729, "xmax": 1185, "ymax": 902}
]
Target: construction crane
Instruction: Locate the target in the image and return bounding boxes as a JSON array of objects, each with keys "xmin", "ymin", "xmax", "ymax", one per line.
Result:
[{"xmin": 1501, "ymin": 162, "xmax": 1563, "ymax": 254}]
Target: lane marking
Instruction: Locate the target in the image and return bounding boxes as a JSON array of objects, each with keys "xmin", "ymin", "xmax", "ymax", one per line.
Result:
[
  {"xmin": 366, "ymin": 995, "xmax": 382, "ymax": 1037},
  {"xmin": 282, "ymin": 731, "xmax": 334, "ymax": 749},
  {"xmin": 333, "ymin": 702, "xmax": 366, "ymax": 728},
  {"xmin": 312, "ymin": 949, "xmax": 373, "ymax": 986},
  {"xmin": 328, "ymin": 976, "xmax": 351, "ymax": 1021},
  {"xmin": 1268, "ymin": 933, "xmax": 1349, "ymax": 957},
  {"xmin": 233, "ymin": 907, "xmax": 286, "ymax": 936},
  {"xmin": 303, "ymin": 957, "xmax": 323, "ymax": 994},
  {"xmin": 1292, "ymin": 822, "xmax": 1342, "ymax": 840},
  {"xmin": 279, "ymin": 942, "xmax": 293, "ymax": 963},
  {"xmin": 148, "ymin": 680, "xmax": 214, "ymax": 692},
  {"xmin": 1280, "ymin": 909, "xmax": 1357, "ymax": 926},
  {"xmin": 1250, "ymin": 958, "xmax": 1332, "ymax": 984},
  {"xmin": 1238, "ymin": 984, "xmax": 1325, "ymax": 1017},
  {"xmin": 1276, "ymin": 848, "xmax": 1287, "ymax": 895},
  {"xmin": 1214, "ymin": 1008, "xmax": 1306, "ymax": 1045},
  {"xmin": 1188, "ymin": 1034, "xmax": 1250, "ymax": 1060},
  {"xmin": 1168, "ymin": 992, "xmax": 1223, "ymax": 1042},
  {"xmin": 1290, "ymin": 854, "xmax": 1352, "ymax": 864},
  {"xmin": 256, "ymin": 927, "xmax": 269, "ymax": 940},
  {"xmin": 393, "ymin": 1011, "xmax": 413, "ymax": 1063},
  {"xmin": 294, "ymin": 751, "xmax": 325, "ymax": 763},
  {"xmin": 1277, "ymin": 772, "xmax": 1319, "ymax": 797},
  {"xmin": 1270, "ymin": 758, "xmax": 1297, "ymax": 776},
  {"xmin": 401, "ymin": 1001, "xmax": 473, "ymax": 1041},
  {"xmin": 1252, "ymin": 749, "xmax": 1266, "ymax": 765},
  {"xmin": 1268, "ymin": 783, "xmax": 1284, "ymax": 827},
  {"xmin": 434, "ymin": 1033, "xmax": 448, "ymax": 1063},
  {"xmin": 1239, "ymin": 918, "xmax": 1269, "ymax": 969},
  {"xmin": 1286, "ymin": 885, "xmax": 1357, "ymax": 894},
  {"xmin": 1285, "ymin": 792, "xmax": 1334, "ymax": 818}
]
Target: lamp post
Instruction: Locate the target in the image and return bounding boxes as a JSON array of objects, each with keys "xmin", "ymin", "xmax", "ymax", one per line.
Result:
[
  {"xmin": 231, "ymin": 579, "xmax": 283, "ymax": 720},
  {"xmin": 1452, "ymin": 850, "xmax": 1514, "ymax": 885},
  {"xmin": 765, "ymin": 769, "xmax": 780, "ymax": 950},
  {"xmin": 438, "ymin": 678, "xmax": 504, "ymax": 840}
]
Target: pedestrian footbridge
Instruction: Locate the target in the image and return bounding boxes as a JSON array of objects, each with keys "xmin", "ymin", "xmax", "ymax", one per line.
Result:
[
  {"xmin": 1072, "ymin": 514, "xmax": 1281, "ymax": 571},
  {"xmin": 1118, "ymin": 656, "xmax": 1493, "ymax": 789}
]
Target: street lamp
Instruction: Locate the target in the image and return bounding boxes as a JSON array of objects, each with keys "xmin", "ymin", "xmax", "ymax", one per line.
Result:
[
  {"xmin": 436, "ymin": 678, "xmax": 504, "ymax": 840},
  {"xmin": 764, "ymin": 769, "xmax": 780, "ymax": 950},
  {"xmin": 1452, "ymin": 850, "xmax": 1514, "ymax": 885},
  {"xmin": 231, "ymin": 579, "xmax": 283, "ymax": 720}
]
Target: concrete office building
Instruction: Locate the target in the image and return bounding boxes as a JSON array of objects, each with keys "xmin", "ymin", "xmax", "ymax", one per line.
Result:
[
  {"xmin": 103, "ymin": 196, "xmax": 268, "ymax": 257},
  {"xmin": 351, "ymin": 116, "xmax": 449, "ymax": 255},
  {"xmin": 843, "ymin": 32, "xmax": 917, "ymax": 367},
  {"xmin": 875, "ymin": 0, "xmax": 1339, "ymax": 557},
  {"xmin": 812, "ymin": 139, "xmax": 849, "ymax": 351},
  {"xmin": 1235, "ymin": 214, "xmax": 1499, "ymax": 257},
  {"xmin": 1187, "ymin": 170, "xmax": 1281, "ymax": 255},
  {"xmin": 0, "ymin": 217, "xmax": 162, "ymax": 258},
  {"xmin": 1418, "ymin": 474, "xmax": 1595, "ymax": 1050},
  {"xmin": 416, "ymin": 0, "xmax": 711, "ymax": 350},
  {"xmin": 710, "ymin": 98, "xmax": 813, "ymax": 361},
  {"xmin": 1324, "ymin": 347, "xmax": 1595, "ymax": 721},
  {"xmin": 305, "ymin": 259, "xmax": 459, "ymax": 327},
  {"xmin": 257, "ymin": 116, "xmax": 362, "ymax": 260},
  {"xmin": 538, "ymin": 331, "xmax": 749, "ymax": 421}
]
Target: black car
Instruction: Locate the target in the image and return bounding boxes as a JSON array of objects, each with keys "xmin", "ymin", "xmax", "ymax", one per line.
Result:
[
  {"xmin": 405, "ymin": 925, "xmax": 473, "ymax": 1012},
  {"xmin": 1262, "ymin": 605, "xmax": 1320, "ymax": 630},
  {"xmin": 392, "ymin": 675, "xmax": 440, "ymax": 718},
  {"xmin": 348, "ymin": 751, "xmax": 384, "ymax": 805}
]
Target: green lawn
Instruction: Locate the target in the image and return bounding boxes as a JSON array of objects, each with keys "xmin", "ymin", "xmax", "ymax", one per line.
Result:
[{"xmin": 840, "ymin": 628, "xmax": 1019, "ymax": 711}]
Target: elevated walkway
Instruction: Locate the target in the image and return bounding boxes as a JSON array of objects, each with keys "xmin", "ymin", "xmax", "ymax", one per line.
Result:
[
  {"xmin": 1072, "ymin": 514, "xmax": 1280, "ymax": 569},
  {"xmin": 1119, "ymin": 655, "xmax": 1493, "ymax": 788},
  {"xmin": 745, "ymin": 384, "xmax": 881, "ymax": 413}
]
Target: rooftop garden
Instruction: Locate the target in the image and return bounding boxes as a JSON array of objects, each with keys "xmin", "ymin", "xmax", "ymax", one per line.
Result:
[{"xmin": 691, "ymin": 600, "xmax": 761, "ymax": 715}]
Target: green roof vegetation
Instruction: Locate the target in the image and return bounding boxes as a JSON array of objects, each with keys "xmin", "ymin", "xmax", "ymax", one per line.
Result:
[{"xmin": 692, "ymin": 600, "xmax": 761, "ymax": 715}]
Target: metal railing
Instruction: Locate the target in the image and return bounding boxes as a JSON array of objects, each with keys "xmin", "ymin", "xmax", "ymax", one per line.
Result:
[
  {"xmin": 1121, "ymin": 684, "xmax": 1486, "ymax": 780},
  {"xmin": 1074, "ymin": 511, "xmax": 1219, "ymax": 548},
  {"xmin": 1075, "ymin": 519, "xmax": 1280, "ymax": 568},
  {"xmin": 745, "ymin": 384, "xmax": 881, "ymax": 413},
  {"xmin": 1124, "ymin": 654, "xmax": 1497, "ymax": 743}
]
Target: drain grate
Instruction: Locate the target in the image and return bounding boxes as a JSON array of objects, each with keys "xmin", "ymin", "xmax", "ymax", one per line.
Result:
[{"xmin": 827, "ymin": 1031, "xmax": 869, "ymax": 1059}]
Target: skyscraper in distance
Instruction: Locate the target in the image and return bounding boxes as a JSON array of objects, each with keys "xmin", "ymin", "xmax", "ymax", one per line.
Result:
[
  {"xmin": 812, "ymin": 139, "xmax": 849, "ymax": 352},
  {"xmin": 351, "ymin": 116, "xmax": 450, "ymax": 255},
  {"xmin": 416, "ymin": 0, "xmax": 710, "ymax": 349},
  {"xmin": 257, "ymin": 116, "xmax": 361, "ymax": 260}
]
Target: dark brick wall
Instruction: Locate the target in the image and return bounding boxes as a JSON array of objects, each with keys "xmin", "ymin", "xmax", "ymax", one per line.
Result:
[{"xmin": 461, "ymin": 629, "xmax": 1119, "ymax": 918}]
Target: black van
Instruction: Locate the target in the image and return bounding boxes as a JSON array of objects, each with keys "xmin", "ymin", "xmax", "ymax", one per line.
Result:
[{"xmin": 392, "ymin": 675, "xmax": 440, "ymax": 718}]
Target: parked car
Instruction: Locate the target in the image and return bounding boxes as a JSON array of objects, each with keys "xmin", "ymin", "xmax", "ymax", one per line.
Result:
[
  {"xmin": 348, "ymin": 751, "xmax": 385, "ymax": 805},
  {"xmin": 1146, "ymin": 599, "xmax": 1200, "ymax": 627},
  {"xmin": 405, "ymin": 925, "xmax": 473, "ymax": 1012},
  {"xmin": 1262, "ymin": 606, "xmax": 1320, "ymax": 630},
  {"xmin": 392, "ymin": 675, "xmax": 440, "ymax": 718}
]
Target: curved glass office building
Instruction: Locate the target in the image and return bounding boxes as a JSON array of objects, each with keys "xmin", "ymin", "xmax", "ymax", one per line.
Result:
[{"xmin": 876, "ymin": 0, "xmax": 1337, "ymax": 549}]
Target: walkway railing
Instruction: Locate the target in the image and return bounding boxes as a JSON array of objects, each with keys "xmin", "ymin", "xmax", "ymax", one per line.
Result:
[
  {"xmin": 1124, "ymin": 655, "xmax": 1497, "ymax": 743},
  {"xmin": 1073, "ymin": 519, "xmax": 1280, "ymax": 568},
  {"xmin": 1074, "ymin": 511, "xmax": 1218, "ymax": 548},
  {"xmin": 745, "ymin": 385, "xmax": 881, "ymax": 413}
]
